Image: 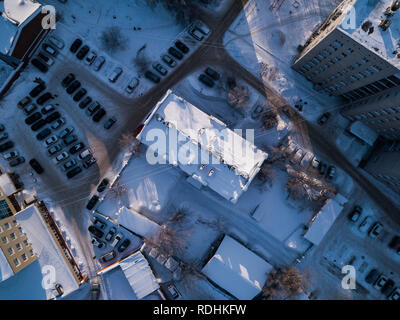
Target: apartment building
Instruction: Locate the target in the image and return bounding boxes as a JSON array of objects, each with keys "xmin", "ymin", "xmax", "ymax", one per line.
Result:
[{"xmin": 292, "ymin": 0, "xmax": 400, "ymax": 100}]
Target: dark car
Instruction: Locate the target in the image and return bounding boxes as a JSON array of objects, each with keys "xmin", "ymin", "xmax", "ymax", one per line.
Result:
[
  {"xmin": 29, "ymin": 83, "xmax": 46, "ymax": 98},
  {"xmin": 73, "ymin": 88, "xmax": 87, "ymax": 102},
  {"xmin": 66, "ymin": 80, "xmax": 81, "ymax": 94},
  {"xmin": 44, "ymin": 111, "xmax": 61, "ymax": 123},
  {"xmin": 25, "ymin": 112, "xmax": 42, "ymax": 125},
  {"xmin": 29, "ymin": 158, "xmax": 44, "ymax": 174},
  {"xmin": 69, "ymin": 142, "xmax": 85, "ymax": 154},
  {"xmin": 97, "ymin": 178, "xmax": 109, "ymax": 193},
  {"xmin": 117, "ymin": 239, "xmax": 131, "ymax": 253},
  {"xmin": 198, "ymin": 74, "xmax": 214, "ymax": 87},
  {"xmin": 18, "ymin": 96, "xmax": 32, "ymax": 109},
  {"xmin": 318, "ymin": 162, "xmax": 327, "ymax": 175},
  {"xmin": 205, "ymin": 67, "xmax": 220, "ymax": 81},
  {"xmin": 37, "ymin": 92, "xmax": 53, "ymax": 105},
  {"xmin": 389, "ymin": 236, "xmax": 400, "ymax": 255},
  {"xmin": 31, "ymin": 58, "xmax": 48, "ymax": 73},
  {"xmin": 152, "ymin": 63, "xmax": 168, "ymax": 76},
  {"xmin": 59, "ymin": 126, "xmax": 74, "ymax": 139},
  {"xmin": 327, "ymin": 165, "xmax": 336, "ymax": 180},
  {"xmin": 79, "ymin": 96, "xmax": 92, "ymax": 109},
  {"xmin": 62, "ymin": 134, "xmax": 77, "ymax": 146},
  {"xmin": 86, "ymin": 195, "xmax": 99, "ymax": 210},
  {"xmin": 86, "ymin": 101, "xmax": 100, "ymax": 116},
  {"xmin": 9, "ymin": 156, "xmax": 25, "ymax": 167},
  {"xmin": 76, "ymin": 45, "xmax": 90, "ymax": 60},
  {"xmin": 36, "ymin": 128, "xmax": 51, "ymax": 140},
  {"xmin": 365, "ymin": 269, "xmax": 380, "ymax": 284},
  {"xmin": 175, "ymin": 40, "xmax": 189, "ymax": 54},
  {"xmin": 382, "ymin": 279, "xmax": 395, "ymax": 297},
  {"xmin": 70, "ymin": 38, "xmax": 82, "ymax": 53},
  {"xmin": 168, "ymin": 47, "xmax": 183, "ymax": 60},
  {"xmin": 88, "ymin": 225, "xmax": 104, "ymax": 238},
  {"xmin": 348, "ymin": 206, "xmax": 362, "ymax": 222},
  {"xmin": 145, "ymin": 71, "xmax": 161, "ymax": 84},
  {"xmin": 62, "ymin": 73, "xmax": 75, "ymax": 87},
  {"xmin": 66, "ymin": 166, "xmax": 82, "ymax": 179},
  {"xmin": 92, "ymin": 108, "xmax": 106, "ymax": 122},
  {"xmin": 104, "ymin": 117, "xmax": 116, "ymax": 130},
  {"xmin": 42, "ymin": 43, "xmax": 57, "ymax": 56},
  {"xmin": 161, "ymin": 54, "xmax": 176, "ymax": 67},
  {"xmin": 83, "ymin": 155, "xmax": 96, "ymax": 169},
  {"xmin": 31, "ymin": 119, "xmax": 47, "ymax": 131},
  {"xmin": 0, "ymin": 141, "xmax": 14, "ymax": 153},
  {"xmin": 41, "ymin": 104, "xmax": 55, "ymax": 114},
  {"xmin": 318, "ymin": 112, "xmax": 331, "ymax": 125}
]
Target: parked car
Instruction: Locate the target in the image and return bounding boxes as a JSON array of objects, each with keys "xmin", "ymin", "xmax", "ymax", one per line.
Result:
[
  {"xmin": 73, "ymin": 88, "xmax": 87, "ymax": 102},
  {"xmin": 168, "ymin": 47, "xmax": 183, "ymax": 60},
  {"xmin": 79, "ymin": 149, "xmax": 92, "ymax": 160},
  {"xmin": 145, "ymin": 70, "xmax": 161, "ymax": 83},
  {"xmin": 348, "ymin": 206, "xmax": 362, "ymax": 222},
  {"xmin": 29, "ymin": 158, "xmax": 44, "ymax": 174},
  {"xmin": 44, "ymin": 135, "xmax": 58, "ymax": 147},
  {"xmin": 66, "ymin": 80, "xmax": 81, "ymax": 94},
  {"xmin": 66, "ymin": 166, "xmax": 82, "ymax": 179},
  {"xmin": 61, "ymin": 159, "xmax": 77, "ymax": 171},
  {"xmin": 9, "ymin": 156, "xmax": 25, "ymax": 167},
  {"xmin": 53, "ymin": 151, "xmax": 69, "ymax": 164},
  {"xmin": 88, "ymin": 225, "xmax": 104, "ymax": 238},
  {"xmin": 388, "ymin": 236, "xmax": 400, "ymax": 256},
  {"xmin": 0, "ymin": 132, "xmax": 8, "ymax": 142},
  {"xmin": 359, "ymin": 216, "xmax": 373, "ymax": 233},
  {"xmin": 161, "ymin": 54, "xmax": 176, "ymax": 67},
  {"xmin": 117, "ymin": 239, "xmax": 131, "ymax": 253},
  {"xmin": 83, "ymin": 155, "xmax": 96, "ymax": 169},
  {"xmin": 111, "ymin": 233, "xmax": 123, "ymax": 247},
  {"xmin": 105, "ymin": 227, "xmax": 116, "ymax": 242},
  {"xmin": 198, "ymin": 74, "xmax": 214, "ymax": 87},
  {"xmin": 62, "ymin": 134, "xmax": 77, "ymax": 146},
  {"xmin": 93, "ymin": 56, "xmax": 105, "ymax": 71},
  {"xmin": 0, "ymin": 141, "xmax": 14, "ymax": 153},
  {"xmin": 93, "ymin": 108, "xmax": 106, "ymax": 122},
  {"xmin": 381, "ymin": 279, "xmax": 395, "ymax": 297},
  {"xmin": 104, "ymin": 117, "xmax": 116, "ymax": 130},
  {"xmin": 37, "ymin": 52, "xmax": 55, "ymax": 66},
  {"xmin": 109, "ymin": 67, "xmax": 122, "ymax": 83},
  {"xmin": 69, "ymin": 142, "xmax": 85, "ymax": 154},
  {"xmin": 31, "ymin": 119, "xmax": 47, "ymax": 131},
  {"xmin": 48, "ymin": 144, "xmax": 62, "ymax": 156},
  {"xmin": 86, "ymin": 101, "xmax": 100, "ymax": 116},
  {"xmin": 101, "ymin": 251, "xmax": 116, "ymax": 262},
  {"xmin": 327, "ymin": 165, "xmax": 336, "ymax": 180},
  {"xmin": 25, "ymin": 112, "xmax": 42, "ymax": 125},
  {"xmin": 79, "ymin": 96, "xmax": 92, "ymax": 109},
  {"xmin": 37, "ymin": 92, "xmax": 53, "ymax": 105},
  {"xmin": 94, "ymin": 218, "xmax": 106, "ymax": 230},
  {"xmin": 23, "ymin": 104, "xmax": 37, "ymax": 115},
  {"xmin": 368, "ymin": 222, "xmax": 383, "ymax": 239},
  {"xmin": 97, "ymin": 178, "xmax": 109, "ymax": 193},
  {"xmin": 31, "ymin": 58, "xmax": 48, "ymax": 72},
  {"xmin": 58, "ymin": 126, "xmax": 74, "ymax": 139},
  {"xmin": 48, "ymin": 35, "xmax": 64, "ymax": 49},
  {"xmin": 374, "ymin": 274, "xmax": 388, "ymax": 290},
  {"xmin": 175, "ymin": 40, "xmax": 189, "ymax": 54},
  {"xmin": 126, "ymin": 77, "xmax": 139, "ymax": 94},
  {"xmin": 152, "ymin": 63, "xmax": 168, "ymax": 76},
  {"xmin": 29, "ymin": 83, "xmax": 46, "ymax": 98},
  {"xmin": 205, "ymin": 67, "xmax": 220, "ymax": 81},
  {"xmin": 41, "ymin": 104, "xmax": 55, "ymax": 114},
  {"xmin": 42, "ymin": 43, "xmax": 58, "ymax": 56},
  {"xmin": 189, "ymin": 26, "xmax": 205, "ymax": 41},
  {"xmin": 318, "ymin": 112, "xmax": 331, "ymax": 125},
  {"xmin": 44, "ymin": 111, "xmax": 61, "ymax": 123},
  {"xmin": 85, "ymin": 51, "xmax": 97, "ymax": 65},
  {"xmin": 86, "ymin": 195, "xmax": 99, "ymax": 210},
  {"xmin": 36, "ymin": 128, "xmax": 51, "ymax": 140},
  {"xmin": 365, "ymin": 269, "xmax": 380, "ymax": 284},
  {"xmin": 51, "ymin": 118, "xmax": 65, "ymax": 130},
  {"xmin": 389, "ymin": 288, "xmax": 400, "ymax": 301},
  {"xmin": 70, "ymin": 38, "xmax": 82, "ymax": 53},
  {"xmin": 18, "ymin": 96, "xmax": 32, "ymax": 109},
  {"xmin": 76, "ymin": 45, "xmax": 90, "ymax": 60},
  {"xmin": 3, "ymin": 151, "xmax": 19, "ymax": 161},
  {"xmin": 91, "ymin": 237, "xmax": 106, "ymax": 249},
  {"xmin": 62, "ymin": 73, "xmax": 75, "ymax": 87},
  {"xmin": 318, "ymin": 162, "xmax": 327, "ymax": 175}
]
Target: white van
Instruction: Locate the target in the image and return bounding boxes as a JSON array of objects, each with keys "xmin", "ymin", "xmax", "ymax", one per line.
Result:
[{"xmin": 110, "ymin": 233, "xmax": 123, "ymax": 247}]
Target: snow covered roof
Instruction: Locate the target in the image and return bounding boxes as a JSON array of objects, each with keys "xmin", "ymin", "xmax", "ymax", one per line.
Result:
[
  {"xmin": 0, "ymin": 247, "xmax": 13, "ymax": 282},
  {"xmin": 138, "ymin": 90, "xmax": 268, "ymax": 203},
  {"xmin": 202, "ymin": 235, "xmax": 273, "ymax": 300},
  {"xmin": 117, "ymin": 207, "xmax": 161, "ymax": 238},
  {"xmin": 0, "ymin": 174, "xmax": 17, "ymax": 197},
  {"xmin": 14, "ymin": 205, "xmax": 79, "ymax": 298},
  {"xmin": 2, "ymin": 0, "xmax": 41, "ymax": 26},
  {"xmin": 304, "ymin": 194, "xmax": 348, "ymax": 245},
  {"xmin": 338, "ymin": 0, "xmax": 400, "ymax": 68},
  {"xmin": 348, "ymin": 120, "xmax": 379, "ymax": 146}
]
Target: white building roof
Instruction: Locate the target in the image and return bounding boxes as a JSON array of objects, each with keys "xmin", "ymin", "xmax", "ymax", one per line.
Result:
[
  {"xmin": 117, "ymin": 207, "xmax": 161, "ymax": 238},
  {"xmin": 0, "ymin": 174, "xmax": 17, "ymax": 197},
  {"xmin": 202, "ymin": 235, "xmax": 273, "ymax": 300},
  {"xmin": 138, "ymin": 91, "xmax": 268, "ymax": 203},
  {"xmin": 0, "ymin": 247, "xmax": 13, "ymax": 282},
  {"xmin": 3, "ymin": 0, "xmax": 41, "ymax": 25},
  {"xmin": 338, "ymin": 0, "xmax": 400, "ymax": 69},
  {"xmin": 304, "ymin": 194, "xmax": 348, "ymax": 245}
]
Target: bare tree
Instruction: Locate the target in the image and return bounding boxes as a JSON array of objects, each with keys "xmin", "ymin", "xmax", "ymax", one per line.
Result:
[
  {"xmin": 180, "ymin": 262, "xmax": 206, "ymax": 291},
  {"xmin": 108, "ymin": 181, "xmax": 128, "ymax": 204},
  {"xmin": 169, "ymin": 206, "xmax": 190, "ymax": 225},
  {"xmin": 261, "ymin": 110, "xmax": 278, "ymax": 130},
  {"xmin": 145, "ymin": 225, "xmax": 189, "ymax": 257},
  {"xmin": 257, "ymin": 163, "xmax": 275, "ymax": 186},
  {"xmin": 227, "ymin": 85, "xmax": 250, "ymax": 110},
  {"xmin": 133, "ymin": 44, "xmax": 151, "ymax": 74},
  {"xmin": 267, "ymin": 146, "xmax": 287, "ymax": 164},
  {"xmin": 262, "ymin": 266, "xmax": 307, "ymax": 300},
  {"xmin": 100, "ymin": 26, "xmax": 127, "ymax": 53}
]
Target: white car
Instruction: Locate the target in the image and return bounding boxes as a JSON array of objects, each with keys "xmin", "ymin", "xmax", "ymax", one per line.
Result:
[
  {"xmin": 109, "ymin": 67, "xmax": 122, "ymax": 83},
  {"xmin": 358, "ymin": 216, "xmax": 373, "ymax": 233},
  {"xmin": 85, "ymin": 51, "xmax": 97, "ymax": 65},
  {"xmin": 79, "ymin": 149, "xmax": 92, "ymax": 160},
  {"xmin": 51, "ymin": 118, "xmax": 65, "ymax": 130},
  {"xmin": 44, "ymin": 135, "xmax": 58, "ymax": 147},
  {"xmin": 3, "ymin": 150, "xmax": 19, "ymax": 161},
  {"xmin": 52, "ymin": 151, "xmax": 69, "ymax": 164},
  {"xmin": 93, "ymin": 56, "xmax": 105, "ymax": 71},
  {"xmin": 125, "ymin": 77, "xmax": 139, "ymax": 94}
]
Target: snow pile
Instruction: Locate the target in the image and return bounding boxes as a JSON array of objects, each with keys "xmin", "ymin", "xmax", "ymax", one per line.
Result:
[{"xmin": 202, "ymin": 235, "xmax": 273, "ymax": 300}]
